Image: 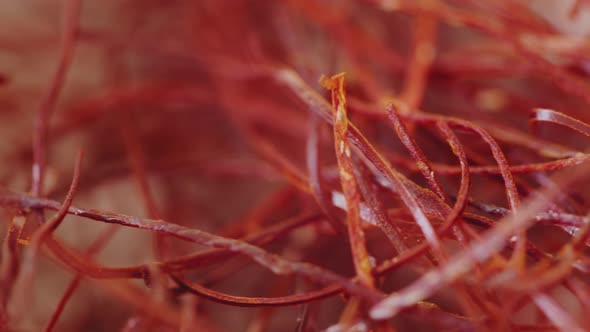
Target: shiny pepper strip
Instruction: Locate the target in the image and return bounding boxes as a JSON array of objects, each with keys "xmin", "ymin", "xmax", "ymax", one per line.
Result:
[{"xmin": 321, "ymin": 73, "xmax": 374, "ymax": 288}]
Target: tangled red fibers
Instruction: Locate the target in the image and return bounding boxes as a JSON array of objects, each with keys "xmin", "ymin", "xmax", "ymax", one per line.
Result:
[{"xmin": 2, "ymin": 1, "xmax": 590, "ymax": 331}]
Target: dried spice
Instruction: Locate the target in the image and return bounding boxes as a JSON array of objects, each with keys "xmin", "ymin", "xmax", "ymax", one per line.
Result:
[{"xmin": 2, "ymin": 0, "xmax": 590, "ymax": 331}]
